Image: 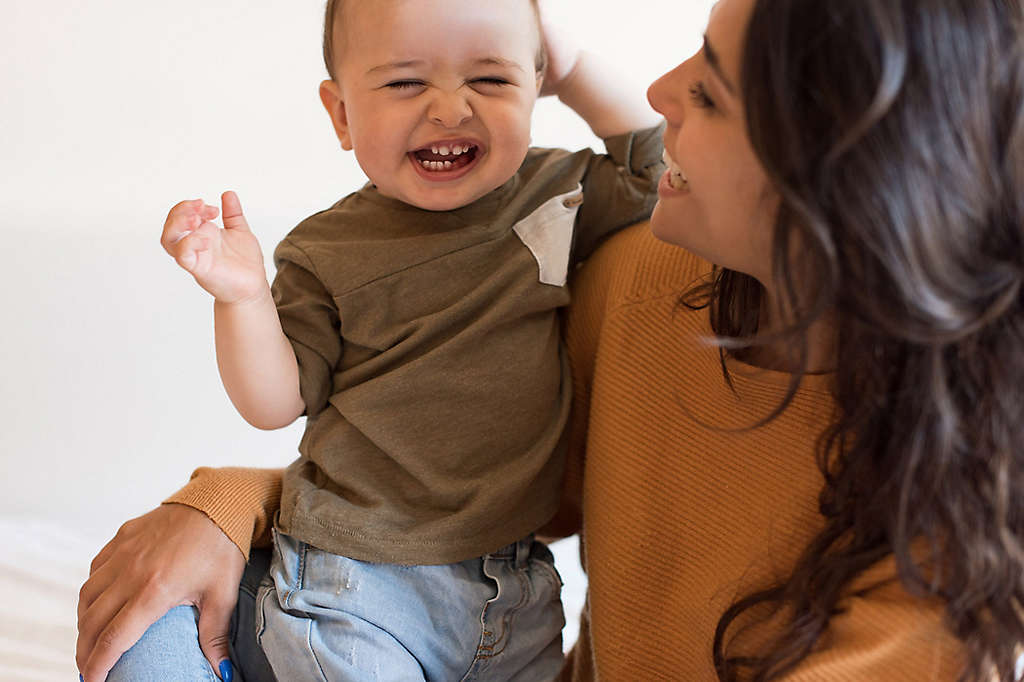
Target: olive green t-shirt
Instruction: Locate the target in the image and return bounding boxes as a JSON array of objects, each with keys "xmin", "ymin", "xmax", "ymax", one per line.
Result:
[{"xmin": 274, "ymin": 125, "xmax": 664, "ymax": 564}]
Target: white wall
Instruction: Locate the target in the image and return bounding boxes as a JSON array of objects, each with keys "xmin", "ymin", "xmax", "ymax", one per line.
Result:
[
  {"xmin": 0, "ymin": 0, "xmax": 713, "ymax": 537},
  {"xmin": 1, "ymin": 2, "xmax": 713, "ymax": 678}
]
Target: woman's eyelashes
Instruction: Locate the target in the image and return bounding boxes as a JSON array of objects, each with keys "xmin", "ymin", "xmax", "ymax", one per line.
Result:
[{"xmin": 688, "ymin": 81, "xmax": 715, "ymax": 109}]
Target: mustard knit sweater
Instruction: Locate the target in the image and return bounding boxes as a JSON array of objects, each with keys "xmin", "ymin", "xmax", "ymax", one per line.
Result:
[{"xmin": 167, "ymin": 223, "xmax": 963, "ymax": 680}]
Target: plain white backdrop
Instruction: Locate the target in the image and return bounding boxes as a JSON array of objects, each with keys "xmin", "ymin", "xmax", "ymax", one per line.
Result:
[{"xmin": 0, "ymin": 1, "xmax": 713, "ymax": 679}]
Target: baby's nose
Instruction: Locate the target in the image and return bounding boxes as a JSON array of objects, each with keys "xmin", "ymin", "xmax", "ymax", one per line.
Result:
[{"xmin": 428, "ymin": 91, "xmax": 473, "ymax": 128}]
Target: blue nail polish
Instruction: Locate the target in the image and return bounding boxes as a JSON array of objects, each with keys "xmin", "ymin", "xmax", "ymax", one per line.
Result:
[
  {"xmin": 218, "ymin": 660, "xmax": 234, "ymax": 682},
  {"xmin": 80, "ymin": 676, "xmax": 84, "ymax": 682}
]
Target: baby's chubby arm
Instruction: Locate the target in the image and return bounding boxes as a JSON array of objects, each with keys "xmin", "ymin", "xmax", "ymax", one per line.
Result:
[
  {"xmin": 538, "ymin": 3, "xmax": 662, "ymax": 139},
  {"xmin": 161, "ymin": 192, "xmax": 304, "ymax": 429}
]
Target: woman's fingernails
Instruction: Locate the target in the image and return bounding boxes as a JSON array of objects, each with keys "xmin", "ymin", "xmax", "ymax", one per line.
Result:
[{"xmin": 219, "ymin": 659, "xmax": 234, "ymax": 682}]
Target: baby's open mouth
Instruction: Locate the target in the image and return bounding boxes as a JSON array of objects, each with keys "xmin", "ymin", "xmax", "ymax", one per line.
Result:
[{"xmin": 411, "ymin": 143, "xmax": 479, "ymax": 172}]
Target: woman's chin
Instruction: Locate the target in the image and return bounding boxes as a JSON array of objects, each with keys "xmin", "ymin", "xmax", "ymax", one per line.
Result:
[{"xmin": 649, "ymin": 202, "xmax": 692, "ymax": 248}]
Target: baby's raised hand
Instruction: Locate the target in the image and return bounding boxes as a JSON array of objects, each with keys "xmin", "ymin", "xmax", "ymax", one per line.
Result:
[
  {"xmin": 537, "ymin": 2, "xmax": 581, "ymax": 98},
  {"xmin": 161, "ymin": 191, "xmax": 267, "ymax": 303}
]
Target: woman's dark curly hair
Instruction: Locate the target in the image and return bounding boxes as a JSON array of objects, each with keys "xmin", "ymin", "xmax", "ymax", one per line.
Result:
[{"xmin": 698, "ymin": 0, "xmax": 1024, "ymax": 679}]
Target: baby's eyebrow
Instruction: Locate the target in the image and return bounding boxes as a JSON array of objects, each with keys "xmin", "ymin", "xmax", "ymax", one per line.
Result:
[
  {"xmin": 473, "ymin": 56, "xmax": 525, "ymax": 72},
  {"xmin": 366, "ymin": 57, "xmax": 526, "ymax": 76},
  {"xmin": 366, "ymin": 60, "xmax": 427, "ymax": 75}
]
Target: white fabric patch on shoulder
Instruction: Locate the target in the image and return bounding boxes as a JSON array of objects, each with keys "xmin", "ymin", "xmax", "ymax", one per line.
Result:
[{"xmin": 512, "ymin": 184, "xmax": 583, "ymax": 286}]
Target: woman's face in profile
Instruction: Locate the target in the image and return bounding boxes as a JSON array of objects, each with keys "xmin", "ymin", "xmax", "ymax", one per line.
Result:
[{"xmin": 647, "ymin": 0, "xmax": 778, "ymax": 287}]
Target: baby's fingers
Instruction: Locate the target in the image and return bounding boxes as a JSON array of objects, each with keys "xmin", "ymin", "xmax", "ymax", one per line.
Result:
[
  {"xmin": 221, "ymin": 190, "xmax": 250, "ymax": 232},
  {"xmin": 162, "ymin": 199, "xmax": 219, "ymax": 253},
  {"xmin": 171, "ymin": 227, "xmax": 214, "ymax": 273}
]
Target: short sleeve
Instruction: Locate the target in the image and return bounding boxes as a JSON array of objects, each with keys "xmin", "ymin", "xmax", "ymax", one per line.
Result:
[{"xmin": 272, "ymin": 239, "xmax": 342, "ymax": 417}]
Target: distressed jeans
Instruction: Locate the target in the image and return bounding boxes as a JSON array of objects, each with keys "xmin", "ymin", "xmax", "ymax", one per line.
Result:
[
  {"xmin": 257, "ymin": 530, "xmax": 565, "ymax": 681},
  {"xmin": 105, "ymin": 532, "xmax": 564, "ymax": 681}
]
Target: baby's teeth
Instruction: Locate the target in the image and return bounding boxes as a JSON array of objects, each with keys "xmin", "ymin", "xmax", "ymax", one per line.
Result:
[
  {"xmin": 421, "ymin": 143, "xmax": 473, "ymax": 157},
  {"xmin": 420, "ymin": 160, "xmax": 455, "ymax": 171}
]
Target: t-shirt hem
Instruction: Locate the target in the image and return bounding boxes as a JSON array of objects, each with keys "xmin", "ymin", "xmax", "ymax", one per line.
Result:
[{"xmin": 278, "ymin": 501, "xmax": 560, "ymax": 566}]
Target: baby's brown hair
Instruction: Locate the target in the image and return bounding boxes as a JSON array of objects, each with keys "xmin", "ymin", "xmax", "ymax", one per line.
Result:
[{"xmin": 321, "ymin": 0, "xmax": 547, "ymax": 82}]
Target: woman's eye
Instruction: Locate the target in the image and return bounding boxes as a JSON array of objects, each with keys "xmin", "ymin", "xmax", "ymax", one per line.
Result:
[{"xmin": 688, "ymin": 82, "xmax": 715, "ymax": 109}]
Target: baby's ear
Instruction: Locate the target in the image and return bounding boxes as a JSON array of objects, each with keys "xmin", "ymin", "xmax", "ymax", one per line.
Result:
[{"xmin": 319, "ymin": 80, "xmax": 353, "ymax": 150}]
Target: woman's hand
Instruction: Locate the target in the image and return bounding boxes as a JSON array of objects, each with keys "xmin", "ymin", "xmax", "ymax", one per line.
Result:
[{"xmin": 76, "ymin": 503, "xmax": 246, "ymax": 681}]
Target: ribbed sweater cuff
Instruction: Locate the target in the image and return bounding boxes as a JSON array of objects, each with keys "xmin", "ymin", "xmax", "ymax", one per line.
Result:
[{"xmin": 163, "ymin": 466, "xmax": 284, "ymax": 559}]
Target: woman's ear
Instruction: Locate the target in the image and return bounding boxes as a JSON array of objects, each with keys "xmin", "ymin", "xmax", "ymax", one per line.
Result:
[{"xmin": 319, "ymin": 80, "xmax": 353, "ymax": 150}]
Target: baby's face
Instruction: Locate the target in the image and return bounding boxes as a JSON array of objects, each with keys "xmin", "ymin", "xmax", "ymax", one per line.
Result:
[{"xmin": 326, "ymin": 0, "xmax": 542, "ymax": 211}]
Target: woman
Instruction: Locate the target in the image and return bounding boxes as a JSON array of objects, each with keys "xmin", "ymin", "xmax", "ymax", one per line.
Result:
[{"xmin": 77, "ymin": 0, "xmax": 1024, "ymax": 679}]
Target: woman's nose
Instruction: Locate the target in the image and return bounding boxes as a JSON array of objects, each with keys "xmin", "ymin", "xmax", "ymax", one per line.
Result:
[
  {"xmin": 647, "ymin": 61, "xmax": 687, "ymax": 121},
  {"xmin": 428, "ymin": 91, "xmax": 473, "ymax": 128}
]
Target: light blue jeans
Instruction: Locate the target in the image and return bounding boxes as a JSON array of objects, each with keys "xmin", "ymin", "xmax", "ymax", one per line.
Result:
[
  {"xmin": 105, "ymin": 532, "xmax": 565, "ymax": 681},
  {"xmin": 257, "ymin": 530, "xmax": 565, "ymax": 681},
  {"xmin": 106, "ymin": 548, "xmax": 276, "ymax": 682}
]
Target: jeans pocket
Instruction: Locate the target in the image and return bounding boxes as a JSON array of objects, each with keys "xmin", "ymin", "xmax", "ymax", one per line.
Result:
[
  {"xmin": 530, "ymin": 541, "xmax": 565, "ymax": 596},
  {"xmin": 461, "ymin": 547, "xmax": 565, "ymax": 681},
  {"xmin": 256, "ymin": 529, "xmax": 294, "ymax": 647},
  {"xmin": 254, "ymin": 578, "xmax": 275, "ymax": 648}
]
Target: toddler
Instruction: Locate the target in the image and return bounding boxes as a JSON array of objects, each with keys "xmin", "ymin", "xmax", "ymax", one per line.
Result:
[{"xmin": 160, "ymin": 0, "xmax": 663, "ymax": 679}]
